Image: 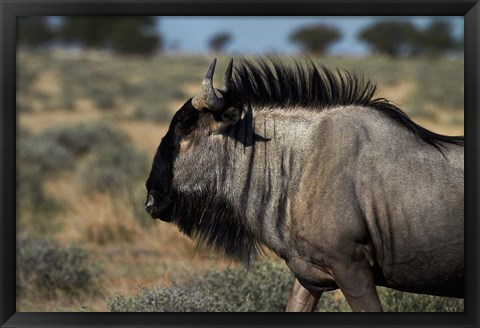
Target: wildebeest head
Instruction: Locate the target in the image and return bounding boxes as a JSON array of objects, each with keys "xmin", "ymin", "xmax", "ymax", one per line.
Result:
[{"xmin": 145, "ymin": 59, "xmax": 241, "ymax": 222}]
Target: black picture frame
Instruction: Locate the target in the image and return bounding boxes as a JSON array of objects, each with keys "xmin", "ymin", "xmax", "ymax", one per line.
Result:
[{"xmin": 1, "ymin": 1, "xmax": 478, "ymax": 327}]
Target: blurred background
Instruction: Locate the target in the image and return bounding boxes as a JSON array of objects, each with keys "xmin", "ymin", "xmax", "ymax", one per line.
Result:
[{"xmin": 17, "ymin": 16, "xmax": 464, "ymax": 312}]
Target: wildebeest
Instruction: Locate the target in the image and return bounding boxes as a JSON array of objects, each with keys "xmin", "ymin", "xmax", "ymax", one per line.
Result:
[{"xmin": 145, "ymin": 57, "xmax": 464, "ymax": 312}]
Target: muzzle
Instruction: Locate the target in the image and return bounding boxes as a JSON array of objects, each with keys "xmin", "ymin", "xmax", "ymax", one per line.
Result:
[{"xmin": 145, "ymin": 191, "xmax": 173, "ymax": 222}]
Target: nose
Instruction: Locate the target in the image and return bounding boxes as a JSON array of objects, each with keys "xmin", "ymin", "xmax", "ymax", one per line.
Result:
[
  {"xmin": 145, "ymin": 194, "xmax": 155, "ymax": 207},
  {"xmin": 145, "ymin": 194, "xmax": 155, "ymax": 214}
]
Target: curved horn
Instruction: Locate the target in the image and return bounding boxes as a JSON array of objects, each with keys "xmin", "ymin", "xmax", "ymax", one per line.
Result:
[
  {"xmin": 191, "ymin": 58, "xmax": 225, "ymax": 111},
  {"xmin": 221, "ymin": 58, "xmax": 233, "ymax": 93}
]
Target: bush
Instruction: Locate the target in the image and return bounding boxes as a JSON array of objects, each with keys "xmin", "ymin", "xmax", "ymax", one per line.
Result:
[
  {"xmin": 17, "ymin": 236, "xmax": 102, "ymax": 298},
  {"xmin": 17, "ymin": 122, "xmax": 146, "ymax": 234},
  {"xmin": 130, "ymin": 103, "xmax": 172, "ymax": 123},
  {"xmin": 107, "ymin": 261, "xmax": 464, "ymax": 312},
  {"xmin": 378, "ymin": 287, "xmax": 464, "ymax": 312},
  {"xmin": 87, "ymin": 83, "xmax": 118, "ymax": 110},
  {"xmin": 17, "ymin": 134, "xmax": 76, "ymax": 233},
  {"xmin": 16, "ymin": 166, "xmax": 61, "ymax": 235},
  {"xmin": 77, "ymin": 144, "xmax": 149, "ymax": 195},
  {"xmin": 18, "ymin": 136, "xmax": 75, "ymax": 174},
  {"xmin": 17, "ymin": 122, "xmax": 149, "ymax": 226},
  {"xmin": 108, "ymin": 286, "xmax": 237, "ymax": 312},
  {"xmin": 412, "ymin": 58, "xmax": 464, "ymax": 111},
  {"xmin": 41, "ymin": 122, "xmax": 130, "ymax": 156},
  {"xmin": 108, "ymin": 261, "xmax": 293, "ymax": 312},
  {"xmin": 17, "ymin": 164, "xmax": 49, "ymax": 206},
  {"xmin": 16, "ymin": 56, "xmax": 40, "ymax": 93}
]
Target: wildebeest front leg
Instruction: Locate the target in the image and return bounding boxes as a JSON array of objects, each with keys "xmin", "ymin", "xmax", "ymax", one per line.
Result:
[
  {"xmin": 333, "ymin": 262, "xmax": 383, "ymax": 312},
  {"xmin": 285, "ymin": 277, "xmax": 322, "ymax": 312}
]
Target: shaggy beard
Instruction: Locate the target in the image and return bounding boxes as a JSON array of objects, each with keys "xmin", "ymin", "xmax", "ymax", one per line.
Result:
[{"xmin": 170, "ymin": 189, "xmax": 263, "ymax": 265}]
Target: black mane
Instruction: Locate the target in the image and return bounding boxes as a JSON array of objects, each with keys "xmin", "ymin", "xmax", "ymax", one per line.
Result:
[{"xmin": 228, "ymin": 57, "xmax": 464, "ymax": 152}]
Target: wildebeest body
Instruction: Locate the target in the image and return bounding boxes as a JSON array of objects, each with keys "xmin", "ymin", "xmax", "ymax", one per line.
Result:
[{"xmin": 146, "ymin": 58, "xmax": 464, "ymax": 311}]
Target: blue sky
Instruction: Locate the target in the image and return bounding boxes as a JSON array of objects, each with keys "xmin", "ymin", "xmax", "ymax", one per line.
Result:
[{"xmin": 159, "ymin": 16, "xmax": 464, "ymax": 56}]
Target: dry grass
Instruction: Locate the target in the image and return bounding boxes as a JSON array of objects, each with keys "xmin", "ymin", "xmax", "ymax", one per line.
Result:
[
  {"xmin": 19, "ymin": 103, "xmax": 100, "ymax": 133},
  {"xmin": 375, "ymin": 81, "xmax": 464, "ymax": 136},
  {"xmin": 375, "ymin": 80, "xmax": 415, "ymax": 106},
  {"xmin": 116, "ymin": 121, "xmax": 168, "ymax": 155},
  {"xmin": 413, "ymin": 116, "xmax": 464, "ymax": 136},
  {"xmin": 32, "ymin": 70, "xmax": 62, "ymax": 100},
  {"xmin": 33, "ymin": 173, "xmax": 236, "ymax": 312}
]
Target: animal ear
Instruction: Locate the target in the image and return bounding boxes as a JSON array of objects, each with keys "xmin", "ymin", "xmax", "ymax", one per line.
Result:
[
  {"xmin": 211, "ymin": 106, "xmax": 242, "ymax": 133},
  {"xmin": 221, "ymin": 106, "xmax": 242, "ymax": 125}
]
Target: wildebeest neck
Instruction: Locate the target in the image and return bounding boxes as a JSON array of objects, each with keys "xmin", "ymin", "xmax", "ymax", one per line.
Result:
[
  {"xmin": 171, "ymin": 106, "xmax": 322, "ymax": 262},
  {"xmin": 225, "ymin": 107, "xmax": 321, "ymax": 256}
]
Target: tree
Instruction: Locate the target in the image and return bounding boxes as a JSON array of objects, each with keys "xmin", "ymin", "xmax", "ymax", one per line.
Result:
[
  {"xmin": 59, "ymin": 17, "xmax": 114, "ymax": 48},
  {"xmin": 358, "ymin": 21, "xmax": 421, "ymax": 58},
  {"xmin": 108, "ymin": 17, "xmax": 161, "ymax": 55},
  {"xmin": 17, "ymin": 17, "xmax": 54, "ymax": 48},
  {"xmin": 208, "ymin": 32, "xmax": 233, "ymax": 53},
  {"xmin": 59, "ymin": 17, "xmax": 161, "ymax": 55},
  {"xmin": 420, "ymin": 20, "xmax": 458, "ymax": 56},
  {"xmin": 455, "ymin": 37, "xmax": 464, "ymax": 53},
  {"xmin": 289, "ymin": 24, "xmax": 341, "ymax": 55}
]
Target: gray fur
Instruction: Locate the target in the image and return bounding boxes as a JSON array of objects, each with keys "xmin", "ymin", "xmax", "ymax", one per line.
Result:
[
  {"xmin": 172, "ymin": 104, "xmax": 463, "ymax": 299},
  {"xmin": 146, "ymin": 59, "xmax": 464, "ymax": 311}
]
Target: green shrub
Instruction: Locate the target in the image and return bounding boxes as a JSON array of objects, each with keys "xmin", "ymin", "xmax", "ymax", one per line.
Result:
[
  {"xmin": 17, "ymin": 134, "xmax": 75, "ymax": 233},
  {"xmin": 16, "ymin": 53, "xmax": 41, "ymax": 93},
  {"xmin": 195, "ymin": 262, "xmax": 293, "ymax": 311},
  {"xmin": 41, "ymin": 122, "xmax": 130, "ymax": 156},
  {"xmin": 59, "ymin": 84, "xmax": 76, "ymax": 110},
  {"xmin": 17, "ymin": 122, "xmax": 153, "ymax": 237},
  {"xmin": 413, "ymin": 58, "xmax": 463, "ymax": 110},
  {"xmin": 16, "ymin": 165, "xmax": 61, "ymax": 235},
  {"xmin": 108, "ymin": 286, "xmax": 237, "ymax": 312},
  {"xmin": 16, "ymin": 236, "xmax": 102, "ymax": 298},
  {"xmin": 89, "ymin": 85, "xmax": 117, "ymax": 110},
  {"xmin": 130, "ymin": 103, "xmax": 172, "ymax": 123},
  {"xmin": 17, "ymin": 132, "xmax": 76, "ymax": 196},
  {"xmin": 378, "ymin": 287, "xmax": 464, "ymax": 312},
  {"xmin": 17, "ymin": 122, "xmax": 144, "ymax": 233},
  {"xmin": 18, "ymin": 135, "xmax": 75, "ymax": 174},
  {"xmin": 107, "ymin": 261, "xmax": 464, "ymax": 312},
  {"xmin": 17, "ymin": 165, "xmax": 47, "ymax": 206},
  {"xmin": 77, "ymin": 143, "xmax": 149, "ymax": 195},
  {"xmin": 108, "ymin": 261, "xmax": 292, "ymax": 312}
]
